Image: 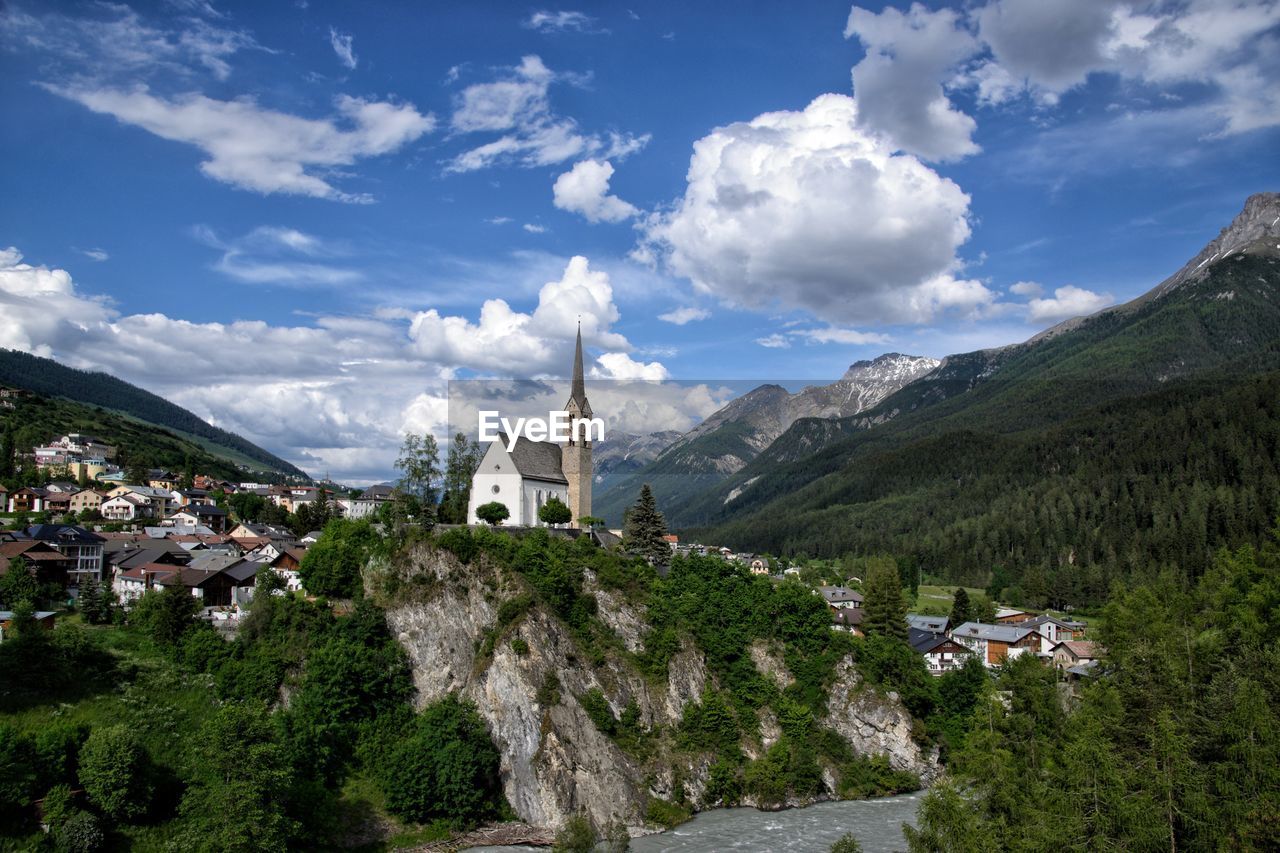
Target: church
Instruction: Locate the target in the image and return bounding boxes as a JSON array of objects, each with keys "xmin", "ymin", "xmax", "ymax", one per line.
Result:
[{"xmin": 466, "ymin": 326, "xmax": 593, "ymax": 528}]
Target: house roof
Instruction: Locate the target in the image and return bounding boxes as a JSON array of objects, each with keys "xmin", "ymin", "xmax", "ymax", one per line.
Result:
[
  {"xmin": 188, "ymin": 553, "xmax": 243, "ymax": 574},
  {"xmin": 222, "ymin": 561, "xmax": 259, "ymax": 583},
  {"xmin": 909, "ymin": 627, "xmax": 969, "ymax": 655},
  {"xmin": 1055, "ymin": 640, "xmax": 1101, "ymax": 659},
  {"xmin": 171, "ymin": 504, "xmax": 227, "ymax": 518},
  {"xmin": 832, "ymin": 608, "xmax": 864, "ymax": 627},
  {"xmin": 907, "ymin": 614, "xmax": 949, "ymax": 633},
  {"xmin": 951, "ymin": 621, "xmax": 1036, "ymax": 643},
  {"xmin": 1022, "ymin": 614, "xmax": 1074, "ymax": 630},
  {"xmin": 360, "ymin": 484, "xmax": 395, "ymax": 500},
  {"xmin": 502, "ymin": 436, "xmax": 569, "ymax": 484},
  {"xmin": 114, "ymin": 547, "xmax": 189, "ymax": 570},
  {"xmin": 819, "ymin": 586, "xmax": 864, "ymax": 605},
  {"xmin": 0, "ymin": 541, "xmax": 68, "ymax": 562},
  {"xmin": 994, "ymin": 607, "xmax": 1028, "ymax": 619},
  {"xmin": 25, "ymin": 524, "xmax": 103, "ymax": 545}
]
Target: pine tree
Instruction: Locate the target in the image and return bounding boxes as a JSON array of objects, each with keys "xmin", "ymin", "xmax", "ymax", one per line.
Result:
[
  {"xmin": 949, "ymin": 587, "xmax": 972, "ymax": 627},
  {"xmin": 623, "ymin": 484, "xmax": 669, "ymax": 564},
  {"xmin": 862, "ymin": 561, "xmax": 907, "ymax": 640},
  {"xmin": 440, "ymin": 433, "xmax": 481, "ymax": 524}
]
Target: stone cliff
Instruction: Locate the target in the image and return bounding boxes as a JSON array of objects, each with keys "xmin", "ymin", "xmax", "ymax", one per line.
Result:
[{"xmin": 380, "ymin": 544, "xmax": 937, "ymax": 833}]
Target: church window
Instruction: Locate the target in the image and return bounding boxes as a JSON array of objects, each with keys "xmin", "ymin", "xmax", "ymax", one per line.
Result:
[{"xmin": 491, "ymin": 484, "xmax": 500, "ymax": 494}]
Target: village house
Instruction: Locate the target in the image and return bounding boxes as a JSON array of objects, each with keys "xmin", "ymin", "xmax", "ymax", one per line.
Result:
[
  {"xmin": 994, "ymin": 607, "xmax": 1032, "ymax": 624},
  {"xmin": 0, "ymin": 539, "xmax": 73, "ymax": 589},
  {"xmin": 0, "ymin": 610, "xmax": 57, "ymax": 642},
  {"xmin": 1022, "ymin": 614, "xmax": 1085, "ymax": 655},
  {"xmin": 146, "ymin": 470, "xmax": 181, "ymax": 491},
  {"xmin": 909, "ymin": 627, "xmax": 973, "ymax": 675},
  {"xmin": 832, "ymin": 608, "xmax": 864, "ymax": 636},
  {"xmin": 819, "ymin": 586, "xmax": 864, "ymax": 610},
  {"xmin": 101, "ymin": 493, "xmax": 153, "ymax": 521},
  {"xmin": 907, "ymin": 614, "xmax": 950, "ymax": 634},
  {"xmin": 749, "ymin": 558, "xmax": 769, "ymax": 576},
  {"xmin": 7, "ymin": 487, "xmax": 48, "ymax": 514},
  {"xmin": 107, "ymin": 485, "xmax": 174, "ymax": 518},
  {"xmin": 166, "ymin": 504, "xmax": 229, "ymax": 534},
  {"xmin": 950, "ymin": 621, "xmax": 1040, "ymax": 667},
  {"xmin": 1052, "ymin": 640, "xmax": 1102, "ymax": 670},
  {"xmin": 68, "ymin": 488, "xmax": 105, "ymax": 514},
  {"xmin": 24, "ymin": 524, "xmax": 105, "ymax": 588}
]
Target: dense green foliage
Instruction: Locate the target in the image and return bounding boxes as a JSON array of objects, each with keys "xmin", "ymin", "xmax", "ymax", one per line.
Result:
[
  {"xmin": 78, "ymin": 725, "xmax": 153, "ymax": 822},
  {"xmin": 0, "ymin": 348, "xmax": 304, "ymax": 478},
  {"xmin": 906, "ymin": 532, "xmax": 1280, "ymax": 851},
  {"xmin": 538, "ymin": 495, "xmax": 573, "ymax": 525},
  {"xmin": 475, "ymin": 501, "xmax": 510, "ymax": 526},
  {"xmin": 861, "ymin": 561, "xmax": 908, "ymax": 640},
  {"xmin": 298, "ymin": 518, "xmax": 383, "ymax": 598}
]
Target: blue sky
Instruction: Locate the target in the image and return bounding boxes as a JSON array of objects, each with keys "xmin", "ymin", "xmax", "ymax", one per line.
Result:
[{"xmin": 2, "ymin": 0, "xmax": 1278, "ymax": 482}]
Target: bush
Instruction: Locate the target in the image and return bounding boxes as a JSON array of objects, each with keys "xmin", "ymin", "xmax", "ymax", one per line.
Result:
[
  {"xmin": 830, "ymin": 833, "xmax": 863, "ymax": 853},
  {"xmin": 378, "ymin": 695, "xmax": 501, "ymax": 825},
  {"xmin": 475, "ymin": 501, "xmax": 510, "ymax": 526},
  {"xmin": 436, "ymin": 527, "xmax": 479, "ymax": 563},
  {"xmin": 553, "ymin": 813, "xmax": 596, "ymax": 852},
  {"xmin": 54, "ymin": 809, "xmax": 104, "ymax": 853},
  {"xmin": 645, "ymin": 797, "xmax": 691, "ymax": 829},
  {"xmin": 78, "ymin": 724, "xmax": 152, "ymax": 821},
  {"xmin": 298, "ymin": 519, "xmax": 382, "ymax": 598},
  {"xmin": 579, "ymin": 688, "xmax": 617, "ymax": 736},
  {"xmin": 130, "ymin": 585, "xmax": 199, "ymax": 648}
]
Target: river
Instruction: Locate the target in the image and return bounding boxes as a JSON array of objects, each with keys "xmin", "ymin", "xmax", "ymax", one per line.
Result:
[{"xmin": 472, "ymin": 792, "xmax": 923, "ymax": 852}]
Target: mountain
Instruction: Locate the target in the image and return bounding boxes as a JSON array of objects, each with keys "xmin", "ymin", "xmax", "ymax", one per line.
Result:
[
  {"xmin": 592, "ymin": 353, "xmax": 939, "ymax": 524},
  {"xmin": 591, "ymin": 429, "xmax": 682, "ymax": 494},
  {"xmin": 687, "ymin": 192, "xmax": 1280, "ymax": 606},
  {"xmin": 0, "ymin": 348, "xmax": 307, "ymax": 479}
]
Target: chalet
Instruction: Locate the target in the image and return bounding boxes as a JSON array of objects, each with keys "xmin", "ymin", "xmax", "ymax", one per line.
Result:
[
  {"xmin": 170, "ymin": 488, "xmax": 213, "ymax": 508},
  {"xmin": 269, "ymin": 547, "xmax": 308, "ymax": 591},
  {"xmin": 950, "ymin": 621, "xmax": 1040, "ymax": 667},
  {"xmin": 994, "ymin": 607, "xmax": 1032, "ymax": 624},
  {"xmin": 909, "ymin": 627, "xmax": 973, "ymax": 675},
  {"xmin": 154, "ymin": 567, "xmax": 236, "ymax": 607},
  {"xmin": 907, "ymin": 614, "xmax": 949, "ymax": 634},
  {"xmin": 146, "ymin": 470, "xmax": 181, "ymax": 491},
  {"xmin": 25, "ymin": 525, "xmax": 104, "ymax": 587},
  {"xmin": 43, "ymin": 482, "xmax": 80, "ymax": 495},
  {"xmin": 749, "ymin": 558, "xmax": 769, "ymax": 576},
  {"xmin": 101, "ymin": 493, "xmax": 153, "ymax": 521},
  {"xmin": 107, "ymin": 485, "xmax": 173, "ymax": 518},
  {"xmin": 44, "ymin": 492, "xmax": 72, "ymax": 514},
  {"xmin": 300, "ymin": 531, "xmax": 323, "ymax": 545},
  {"xmin": 663, "ymin": 534, "xmax": 679, "ymax": 552},
  {"xmin": 1023, "ymin": 614, "xmax": 1084, "ymax": 655},
  {"xmin": 166, "ymin": 504, "xmax": 229, "ymax": 534},
  {"xmin": 819, "ymin": 586, "xmax": 864, "ymax": 610},
  {"xmin": 832, "ymin": 607, "xmax": 864, "ymax": 636},
  {"xmin": 0, "ymin": 540, "xmax": 73, "ymax": 588},
  {"xmin": 1052, "ymin": 640, "xmax": 1102, "ymax": 669},
  {"xmin": 8, "ymin": 487, "xmax": 48, "ymax": 514}
]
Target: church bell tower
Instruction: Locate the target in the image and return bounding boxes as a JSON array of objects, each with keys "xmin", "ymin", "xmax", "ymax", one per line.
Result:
[{"xmin": 562, "ymin": 322, "xmax": 592, "ymax": 526}]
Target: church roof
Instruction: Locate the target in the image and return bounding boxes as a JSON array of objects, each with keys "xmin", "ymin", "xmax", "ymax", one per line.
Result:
[
  {"xmin": 508, "ymin": 437, "xmax": 569, "ymax": 484},
  {"xmin": 568, "ymin": 322, "xmax": 589, "ymax": 413}
]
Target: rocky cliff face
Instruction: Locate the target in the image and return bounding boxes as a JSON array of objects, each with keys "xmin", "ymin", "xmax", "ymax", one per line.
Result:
[{"xmin": 382, "ymin": 545, "xmax": 938, "ymax": 832}]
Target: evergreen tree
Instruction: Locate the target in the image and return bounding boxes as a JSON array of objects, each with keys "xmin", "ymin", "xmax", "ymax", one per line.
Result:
[
  {"xmin": 394, "ymin": 432, "xmax": 441, "ymax": 522},
  {"xmin": 440, "ymin": 433, "xmax": 482, "ymax": 524},
  {"xmin": 0, "ymin": 426, "xmax": 13, "ymax": 479},
  {"xmin": 538, "ymin": 496, "xmax": 572, "ymax": 526},
  {"xmin": 623, "ymin": 484, "xmax": 669, "ymax": 563},
  {"xmin": 862, "ymin": 561, "xmax": 907, "ymax": 640},
  {"xmin": 949, "ymin": 587, "xmax": 971, "ymax": 627}
]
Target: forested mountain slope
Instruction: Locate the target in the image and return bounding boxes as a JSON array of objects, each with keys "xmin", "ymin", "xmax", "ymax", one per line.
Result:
[{"xmin": 0, "ymin": 348, "xmax": 306, "ymax": 477}]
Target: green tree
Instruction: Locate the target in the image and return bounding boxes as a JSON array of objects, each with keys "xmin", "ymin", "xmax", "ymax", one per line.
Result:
[
  {"xmin": 78, "ymin": 725, "xmax": 152, "ymax": 822},
  {"xmin": 553, "ymin": 814, "xmax": 596, "ymax": 852},
  {"xmin": 948, "ymin": 587, "xmax": 971, "ymax": 627},
  {"xmin": 830, "ymin": 833, "xmax": 863, "ymax": 853},
  {"xmin": 475, "ymin": 501, "xmax": 510, "ymax": 526},
  {"xmin": 130, "ymin": 585, "xmax": 199, "ymax": 647},
  {"xmin": 623, "ymin": 484, "xmax": 668, "ymax": 563},
  {"xmin": 297, "ymin": 519, "xmax": 381, "ymax": 598},
  {"xmin": 228, "ymin": 491, "xmax": 267, "ymax": 523},
  {"xmin": 538, "ymin": 496, "xmax": 572, "ymax": 526},
  {"xmin": 862, "ymin": 560, "xmax": 907, "ymax": 640},
  {"xmin": 394, "ymin": 432, "xmax": 441, "ymax": 519},
  {"xmin": 178, "ymin": 703, "xmax": 298, "ymax": 852},
  {"xmin": 78, "ymin": 575, "xmax": 115, "ymax": 625},
  {"xmin": 440, "ymin": 433, "xmax": 482, "ymax": 524},
  {"xmin": 377, "ymin": 695, "xmax": 501, "ymax": 824},
  {"xmin": 0, "ymin": 559, "xmax": 39, "ymax": 608}
]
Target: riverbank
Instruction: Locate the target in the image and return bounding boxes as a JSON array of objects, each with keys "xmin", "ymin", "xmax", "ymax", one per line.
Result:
[{"xmin": 465, "ymin": 792, "xmax": 923, "ymax": 853}]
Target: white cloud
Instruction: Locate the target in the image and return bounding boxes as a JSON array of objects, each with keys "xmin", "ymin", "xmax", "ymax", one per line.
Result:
[
  {"xmin": 193, "ymin": 225, "xmax": 361, "ymax": 286},
  {"xmin": 0, "ymin": 3, "xmax": 264, "ymax": 83},
  {"xmin": 523, "ymin": 223, "xmax": 548, "ymax": 234},
  {"xmin": 845, "ymin": 3, "xmax": 980, "ymax": 161},
  {"xmin": 79, "ymin": 248, "xmax": 110, "ymax": 262},
  {"xmin": 641, "ymin": 94, "xmax": 991, "ymax": 326},
  {"xmin": 590, "ymin": 352, "xmax": 669, "ymax": 380},
  {"xmin": 1025, "ymin": 284, "xmax": 1113, "ymax": 323},
  {"xmin": 46, "ymin": 86, "xmax": 434, "ymax": 201},
  {"xmin": 756, "ymin": 334, "xmax": 791, "ymax": 349},
  {"xmin": 552, "ymin": 159, "xmax": 639, "ymax": 223},
  {"xmin": 328, "ymin": 27, "xmax": 357, "ymax": 70},
  {"xmin": 793, "ymin": 326, "xmax": 892, "ymax": 346},
  {"xmin": 486, "ymin": 216, "xmax": 514, "ymax": 225},
  {"xmin": 523, "ymin": 11, "xmax": 606, "ymax": 34},
  {"xmin": 0, "ymin": 248, "xmax": 666, "ymax": 484},
  {"xmin": 1009, "ymin": 280, "xmax": 1042, "ymax": 296},
  {"xmin": 657, "ymin": 307, "xmax": 710, "ymax": 325},
  {"xmin": 445, "ymin": 55, "xmax": 649, "ymax": 173}
]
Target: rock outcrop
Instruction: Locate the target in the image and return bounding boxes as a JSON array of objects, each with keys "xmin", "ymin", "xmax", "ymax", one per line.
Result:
[{"xmin": 382, "ymin": 545, "xmax": 939, "ymax": 832}]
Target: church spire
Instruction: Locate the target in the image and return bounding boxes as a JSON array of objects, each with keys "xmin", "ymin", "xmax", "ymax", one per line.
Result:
[{"xmin": 570, "ymin": 320, "xmax": 587, "ymax": 409}]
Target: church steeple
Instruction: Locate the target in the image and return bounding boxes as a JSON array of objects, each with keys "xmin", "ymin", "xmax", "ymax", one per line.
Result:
[{"xmin": 569, "ymin": 320, "xmax": 588, "ymax": 412}]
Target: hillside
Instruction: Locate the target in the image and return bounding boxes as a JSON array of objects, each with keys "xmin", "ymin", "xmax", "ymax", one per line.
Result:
[
  {"xmin": 0, "ymin": 349, "xmax": 306, "ymax": 478},
  {"xmin": 684, "ymin": 194, "xmax": 1280, "ymax": 605}
]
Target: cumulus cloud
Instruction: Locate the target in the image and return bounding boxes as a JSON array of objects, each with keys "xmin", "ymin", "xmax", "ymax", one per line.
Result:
[
  {"xmin": 0, "ymin": 248, "xmax": 667, "ymax": 483},
  {"xmin": 445, "ymin": 55, "xmax": 649, "ymax": 173},
  {"xmin": 328, "ymin": 27, "xmax": 357, "ymax": 70},
  {"xmin": 552, "ymin": 159, "xmax": 639, "ymax": 223},
  {"xmin": 845, "ymin": 2, "xmax": 980, "ymax": 161},
  {"xmin": 640, "ymin": 94, "xmax": 990, "ymax": 326},
  {"xmin": 657, "ymin": 307, "xmax": 710, "ymax": 325},
  {"xmin": 523, "ymin": 10, "xmax": 606, "ymax": 34},
  {"xmin": 1009, "ymin": 280, "xmax": 1043, "ymax": 296},
  {"xmin": 46, "ymin": 86, "xmax": 434, "ymax": 201},
  {"xmin": 1025, "ymin": 284, "xmax": 1113, "ymax": 323}
]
